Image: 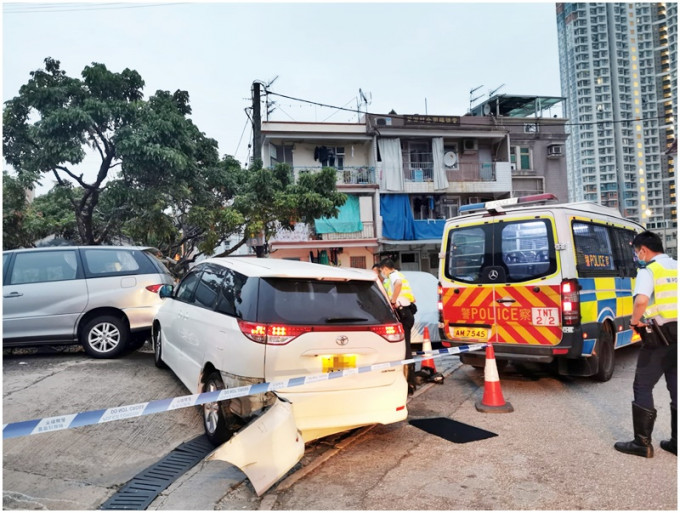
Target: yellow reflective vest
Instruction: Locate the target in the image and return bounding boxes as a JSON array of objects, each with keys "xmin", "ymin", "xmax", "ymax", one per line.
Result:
[{"xmin": 644, "ymin": 260, "xmax": 678, "ymax": 322}]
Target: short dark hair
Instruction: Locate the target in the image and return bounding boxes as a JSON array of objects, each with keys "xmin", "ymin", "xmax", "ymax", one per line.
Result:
[
  {"xmin": 372, "ymin": 263, "xmax": 381, "ymax": 270},
  {"xmin": 633, "ymin": 230, "xmax": 664, "ymax": 253},
  {"xmin": 379, "ymin": 258, "xmax": 396, "ymax": 270}
]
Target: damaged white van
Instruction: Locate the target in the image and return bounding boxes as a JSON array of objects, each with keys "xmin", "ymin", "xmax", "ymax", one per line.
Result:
[{"xmin": 152, "ymin": 258, "xmax": 408, "ymax": 493}]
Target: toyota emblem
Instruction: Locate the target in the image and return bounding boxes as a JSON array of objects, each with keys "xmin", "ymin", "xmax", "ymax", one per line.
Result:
[
  {"xmin": 336, "ymin": 335, "xmax": 349, "ymax": 346},
  {"xmin": 488, "ymin": 269, "xmax": 499, "ymax": 281}
]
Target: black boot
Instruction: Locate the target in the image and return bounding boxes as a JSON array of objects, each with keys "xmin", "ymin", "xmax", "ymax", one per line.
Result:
[
  {"xmin": 660, "ymin": 406, "xmax": 677, "ymax": 455},
  {"xmin": 614, "ymin": 402, "xmax": 656, "ymax": 458}
]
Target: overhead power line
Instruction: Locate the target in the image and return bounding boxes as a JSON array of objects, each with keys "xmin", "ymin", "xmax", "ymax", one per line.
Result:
[
  {"xmin": 263, "ymin": 88, "xmax": 668, "ymax": 129},
  {"xmin": 4, "ymin": 2, "xmax": 187, "ymax": 14}
]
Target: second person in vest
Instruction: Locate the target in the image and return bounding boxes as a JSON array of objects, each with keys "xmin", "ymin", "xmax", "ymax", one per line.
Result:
[{"xmin": 379, "ymin": 258, "xmax": 418, "ymax": 394}]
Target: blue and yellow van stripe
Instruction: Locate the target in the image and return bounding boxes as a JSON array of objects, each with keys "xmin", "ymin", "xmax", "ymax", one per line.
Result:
[{"xmin": 578, "ymin": 277, "xmax": 637, "ymax": 356}]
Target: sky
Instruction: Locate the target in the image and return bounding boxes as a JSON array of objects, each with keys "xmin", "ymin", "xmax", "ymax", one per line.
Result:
[{"xmin": 2, "ymin": 1, "xmax": 562, "ymax": 194}]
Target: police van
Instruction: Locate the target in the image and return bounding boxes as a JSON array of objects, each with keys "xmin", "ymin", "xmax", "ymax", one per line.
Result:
[{"xmin": 438, "ymin": 194, "xmax": 644, "ymax": 381}]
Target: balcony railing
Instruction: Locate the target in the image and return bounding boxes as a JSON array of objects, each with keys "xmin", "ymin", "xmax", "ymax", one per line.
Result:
[
  {"xmin": 292, "ymin": 166, "xmax": 377, "ymax": 186},
  {"xmin": 404, "ymin": 158, "xmax": 496, "ymax": 182},
  {"xmin": 320, "ymin": 221, "xmax": 375, "ymax": 241}
]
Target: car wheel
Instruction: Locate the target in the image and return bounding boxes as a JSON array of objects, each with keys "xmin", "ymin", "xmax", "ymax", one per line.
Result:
[
  {"xmin": 153, "ymin": 326, "xmax": 167, "ymax": 369},
  {"xmin": 81, "ymin": 315, "xmax": 129, "ymax": 359},
  {"xmin": 202, "ymin": 371, "xmax": 242, "ymax": 446},
  {"xmin": 594, "ymin": 323, "xmax": 615, "ymax": 382}
]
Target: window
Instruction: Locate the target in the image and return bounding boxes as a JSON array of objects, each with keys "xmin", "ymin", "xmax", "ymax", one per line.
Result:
[
  {"xmin": 175, "ymin": 270, "xmax": 201, "ymax": 303},
  {"xmin": 500, "ymin": 220, "xmax": 554, "ymax": 281},
  {"xmin": 511, "ymin": 147, "xmax": 532, "ymax": 170},
  {"xmin": 10, "ymin": 250, "xmax": 79, "ymax": 284},
  {"xmin": 215, "ymin": 268, "xmax": 255, "ymax": 318},
  {"xmin": 572, "ymin": 222, "xmax": 616, "ymax": 276},
  {"xmin": 193, "ymin": 266, "xmax": 222, "ymax": 309},
  {"xmin": 82, "ymin": 249, "xmax": 150, "ymax": 276},
  {"xmin": 349, "ymin": 256, "xmax": 367, "ymax": 269}
]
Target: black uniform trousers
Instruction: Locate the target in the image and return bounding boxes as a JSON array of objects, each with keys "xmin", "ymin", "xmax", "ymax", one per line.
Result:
[{"xmin": 633, "ymin": 322, "xmax": 677, "ymax": 410}]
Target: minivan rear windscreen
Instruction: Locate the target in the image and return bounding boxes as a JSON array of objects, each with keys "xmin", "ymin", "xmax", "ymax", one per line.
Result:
[{"xmin": 257, "ymin": 279, "xmax": 395, "ymax": 325}]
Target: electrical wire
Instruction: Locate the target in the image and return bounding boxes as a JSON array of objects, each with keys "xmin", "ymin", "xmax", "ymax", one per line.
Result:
[
  {"xmin": 4, "ymin": 2, "xmax": 187, "ymax": 14},
  {"xmin": 263, "ymin": 88, "xmax": 669, "ymax": 129}
]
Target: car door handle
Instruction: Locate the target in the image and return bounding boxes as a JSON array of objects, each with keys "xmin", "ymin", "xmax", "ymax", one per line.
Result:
[
  {"xmin": 496, "ymin": 298, "xmax": 516, "ymax": 304},
  {"xmin": 3, "ymin": 291, "xmax": 23, "ymax": 298}
]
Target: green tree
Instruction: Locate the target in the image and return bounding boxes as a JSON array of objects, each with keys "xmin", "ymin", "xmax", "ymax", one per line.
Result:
[{"xmin": 3, "ymin": 58, "xmax": 346, "ymax": 268}]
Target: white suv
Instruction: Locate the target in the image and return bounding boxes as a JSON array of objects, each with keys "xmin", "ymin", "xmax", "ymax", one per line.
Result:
[{"xmin": 153, "ymin": 257, "xmax": 408, "ymax": 445}]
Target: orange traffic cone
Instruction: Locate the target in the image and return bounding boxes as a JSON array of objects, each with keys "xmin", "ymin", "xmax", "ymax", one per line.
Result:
[
  {"xmin": 475, "ymin": 344, "xmax": 513, "ymax": 413},
  {"xmin": 420, "ymin": 327, "xmax": 436, "ymax": 372}
]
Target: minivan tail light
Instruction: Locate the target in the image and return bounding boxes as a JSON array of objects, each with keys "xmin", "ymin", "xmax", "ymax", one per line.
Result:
[
  {"xmin": 237, "ymin": 321, "xmax": 312, "ymax": 345},
  {"xmin": 146, "ymin": 284, "xmax": 164, "ymax": 293},
  {"xmin": 561, "ymin": 279, "xmax": 581, "ymax": 326},
  {"xmin": 370, "ymin": 323, "xmax": 405, "ymax": 343}
]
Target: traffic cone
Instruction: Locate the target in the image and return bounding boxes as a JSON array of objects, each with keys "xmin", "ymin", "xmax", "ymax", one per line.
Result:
[
  {"xmin": 420, "ymin": 327, "xmax": 436, "ymax": 372},
  {"xmin": 417, "ymin": 328, "xmax": 444, "ymax": 384},
  {"xmin": 475, "ymin": 344, "xmax": 513, "ymax": 413}
]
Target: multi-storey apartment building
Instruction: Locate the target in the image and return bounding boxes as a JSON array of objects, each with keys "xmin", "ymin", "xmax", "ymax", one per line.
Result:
[
  {"xmin": 556, "ymin": 2, "xmax": 677, "ymax": 256},
  {"xmin": 262, "ymin": 95, "xmax": 568, "ymax": 274}
]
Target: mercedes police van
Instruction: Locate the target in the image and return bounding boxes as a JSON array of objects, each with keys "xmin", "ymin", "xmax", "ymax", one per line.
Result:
[{"xmin": 438, "ymin": 194, "xmax": 644, "ymax": 382}]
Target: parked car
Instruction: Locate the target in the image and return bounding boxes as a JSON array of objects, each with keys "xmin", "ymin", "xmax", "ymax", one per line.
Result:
[
  {"xmin": 152, "ymin": 257, "xmax": 408, "ymax": 446},
  {"xmin": 402, "ymin": 271, "xmax": 441, "ymax": 347},
  {"xmin": 3, "ymin": 246, "xmax": 174, "ymax": 358}
]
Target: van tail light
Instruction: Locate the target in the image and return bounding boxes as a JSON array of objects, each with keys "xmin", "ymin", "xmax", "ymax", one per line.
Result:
[
  {"xmin": 561, "ymin": 279, "xmax": 581, "ymax": 326},
  {"xmin": 437, "ymin": 283, "xmax": 444, "ymax": 323},
  {"xmin": 238, "ymin": 321, "xmax": 312, "ymax": 345},
  {"xmin": 146, "ymin": 284, "xmax": 165, "ymax": 293},
  {"xmin": 370, "ymin": 323, "xmax": 405, "ymax": 342}
]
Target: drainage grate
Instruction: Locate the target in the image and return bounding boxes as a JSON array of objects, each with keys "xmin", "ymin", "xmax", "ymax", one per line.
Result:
[{"xmin": 100, "ymin": 434, "xmax": 215, "ymax": 510}]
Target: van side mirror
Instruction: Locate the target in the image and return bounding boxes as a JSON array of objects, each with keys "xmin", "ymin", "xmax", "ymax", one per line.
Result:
[{"xmin": 159, "ymin": 284, "xmax": 174, "ymax": 299}]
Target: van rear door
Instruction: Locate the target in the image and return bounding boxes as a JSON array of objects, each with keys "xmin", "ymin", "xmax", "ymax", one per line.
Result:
[{"xmin": 441, "ymin": 215, "xmax": 562, "ymax": 347}]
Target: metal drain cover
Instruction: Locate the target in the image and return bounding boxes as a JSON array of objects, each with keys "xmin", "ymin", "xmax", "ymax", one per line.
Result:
[{"xmin": 100, "ymin": 435, "xmax": 214, "ymax": 510}]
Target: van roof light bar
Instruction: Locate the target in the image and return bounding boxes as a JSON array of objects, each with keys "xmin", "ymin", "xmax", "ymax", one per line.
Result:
[{"xmin": 459, "ymin": 193, "xmax": 558, "ymax": 214}]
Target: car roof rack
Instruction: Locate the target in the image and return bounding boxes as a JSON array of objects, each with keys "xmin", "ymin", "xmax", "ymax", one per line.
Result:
[{"xmin": 459, "ymin": 193, "xmax": 558, "ymax": 215}]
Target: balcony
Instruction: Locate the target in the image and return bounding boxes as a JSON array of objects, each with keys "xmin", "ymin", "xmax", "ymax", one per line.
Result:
[
  {"xmin": 291, "ymin": 166, "xmax": 377, "ymax": 186},
  {"xmin": 404, "ymin": 156, "xmax": 496, "ymax": 183},
  {"xmin": 320, "ymin": 221, "xmax": 375, "ymax": 241}
]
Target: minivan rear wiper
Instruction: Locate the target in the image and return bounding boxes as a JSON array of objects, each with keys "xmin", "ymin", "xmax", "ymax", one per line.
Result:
[{"xmin": 324, "ymin": 316, "xmax": 369, "ymax": 323}]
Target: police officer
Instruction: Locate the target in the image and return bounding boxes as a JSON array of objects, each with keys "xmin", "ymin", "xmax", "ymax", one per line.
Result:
[
  {"xmin": 379, "ymin": 258, "xmax": 418, "ymax": 394},
  {"xmin": 615, "ymin": 231, "xmax": 677, "ymax": 458}
]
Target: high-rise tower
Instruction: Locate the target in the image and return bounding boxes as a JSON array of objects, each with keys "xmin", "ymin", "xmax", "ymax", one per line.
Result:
[{"xmin": 556, "ymin": 3, "xmax": 677, "ymax": 256}]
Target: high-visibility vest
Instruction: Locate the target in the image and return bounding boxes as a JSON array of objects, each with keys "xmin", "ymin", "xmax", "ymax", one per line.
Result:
[
  {"xmin": 644, "ymin": 260, "xmax": 678, "ymax": 322},
  {"xmin": 387, "ymin": 270, "xmax": 415, "ymax": 303}
]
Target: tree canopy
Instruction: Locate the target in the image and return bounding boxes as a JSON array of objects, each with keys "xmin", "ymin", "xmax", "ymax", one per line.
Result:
[{"xmin": 3, "ymin": 58, "xmax": 346, "ymax": 270}]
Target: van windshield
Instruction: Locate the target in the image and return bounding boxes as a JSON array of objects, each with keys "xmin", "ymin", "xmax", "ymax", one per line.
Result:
[{"xmin": 445, "ymin": 219, "xmax": 556, "ymax": 283}]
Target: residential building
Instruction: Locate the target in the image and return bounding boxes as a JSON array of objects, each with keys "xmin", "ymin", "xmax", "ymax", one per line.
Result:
[
  {"xmin": 556, "ymin": 2, "xmax": 678, "ymax": 256},
  {"xmin": 262, "ymin": 96, "xmax": 569, "ymax": 274}
]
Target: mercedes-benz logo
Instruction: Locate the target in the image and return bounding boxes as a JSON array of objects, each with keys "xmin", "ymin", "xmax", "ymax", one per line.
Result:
[
  {"xmin": 336, "ymin": 335, "xmax": 349, "ymax": 346},
  {"xmin": 488, "ymin": 269, "xmax": 499, "ymax": 281}
]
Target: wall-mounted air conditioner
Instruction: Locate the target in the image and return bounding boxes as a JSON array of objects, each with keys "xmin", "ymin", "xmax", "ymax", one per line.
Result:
[
  {"xmin": 375, "ymin": 117, "xmax": 392, "ymax": 126},
  {"xmin": 547, "ymin": 145, "xmax": 564, "ymax": 157},
  {"xmin": 524, "ymin": 123, "xmax": 539, "ymax": 133},
  {"xmin": 463, "ymin": 139, "xmax": 478, "ymax": 152},
  {"xmin": 510, "ymin": 163, "xmax": 517, "ymax": 171}
]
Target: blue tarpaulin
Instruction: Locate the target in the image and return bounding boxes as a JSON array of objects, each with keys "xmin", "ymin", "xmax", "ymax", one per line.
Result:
[
  {"xmin": 314, "ymin": 195, "xmax": 363, "ymax": 234},
  {"xmin": 381, "ymin": 194, "xmax": 445, "ymax": 241}
]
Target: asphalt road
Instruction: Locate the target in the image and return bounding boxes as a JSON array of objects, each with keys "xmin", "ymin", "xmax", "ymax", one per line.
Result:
[{"xmin": 3, "ymin": 343, "xmax": 677, "ymax": 510}]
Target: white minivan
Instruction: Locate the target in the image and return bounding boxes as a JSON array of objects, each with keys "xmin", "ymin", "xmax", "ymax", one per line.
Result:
[{"xmin": 153, "ymin": 257, "xmax": 408, "ymax": 446}]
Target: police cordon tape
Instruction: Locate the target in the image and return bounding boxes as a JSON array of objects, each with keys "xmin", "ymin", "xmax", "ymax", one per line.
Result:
[{"xmin": 3, "ymin": 342, "xmax": 487, "ymax": 440}]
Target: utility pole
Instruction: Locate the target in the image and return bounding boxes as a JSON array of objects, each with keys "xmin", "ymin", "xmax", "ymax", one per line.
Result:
[{"xmin": 252, "ymin": 81, "xmax": 262, "ymax": 167}]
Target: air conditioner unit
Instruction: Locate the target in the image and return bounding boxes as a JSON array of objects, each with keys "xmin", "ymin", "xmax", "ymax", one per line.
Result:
[
  {"xmin": 463, "ymin": 139, "xmax": 478, "ymax": 152},
  {"xmin": 510, "ymin": 163, "xmax": 517, "ymax": 171},
  {"xmin": 375, "ymin": 117, "xmax": 392, "ymax": 126},
  {"xmin": 524, "ymin": 123, "xmax": 539, "ymax": 134},
  {"xmin": 548, "ymin": 145, "xmax": 564, "ymax": 157}
]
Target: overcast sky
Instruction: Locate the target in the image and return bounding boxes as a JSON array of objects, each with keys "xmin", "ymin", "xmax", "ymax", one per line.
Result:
[{"xmin": 3, "ymin": 1, "xmax": 562, "ymax": 193}]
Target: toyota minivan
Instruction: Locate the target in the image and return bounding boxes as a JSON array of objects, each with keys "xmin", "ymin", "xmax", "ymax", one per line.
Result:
[
  {"xmin": 153, "ymin": 257, "xmax": 408, "ymax": 446},
  {"xmin": 3, "ymin": 246, "xmax": 174, "ymax": 358}
]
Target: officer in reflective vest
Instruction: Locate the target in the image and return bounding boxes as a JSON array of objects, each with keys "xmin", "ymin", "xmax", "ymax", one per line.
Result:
[
  {"xmin": 615, "ymin": 231, "xmax": 677, "ymax": 458},
  {"xmin": 379, "ymin": 258, "xmax": 418, "ymax": 394}
]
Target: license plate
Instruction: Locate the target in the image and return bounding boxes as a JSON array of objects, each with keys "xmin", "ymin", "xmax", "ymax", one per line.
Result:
[
  {"xmin": 321, "ymin": 355, "xmax": 356, "ymax": 373},
  {"xmin": 452, "ymin": 327, "xmax": 488, "ymax": 340},
  {"xmin": 531, "ymin": 307, "xmax": 559, "ymax": 326}
]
